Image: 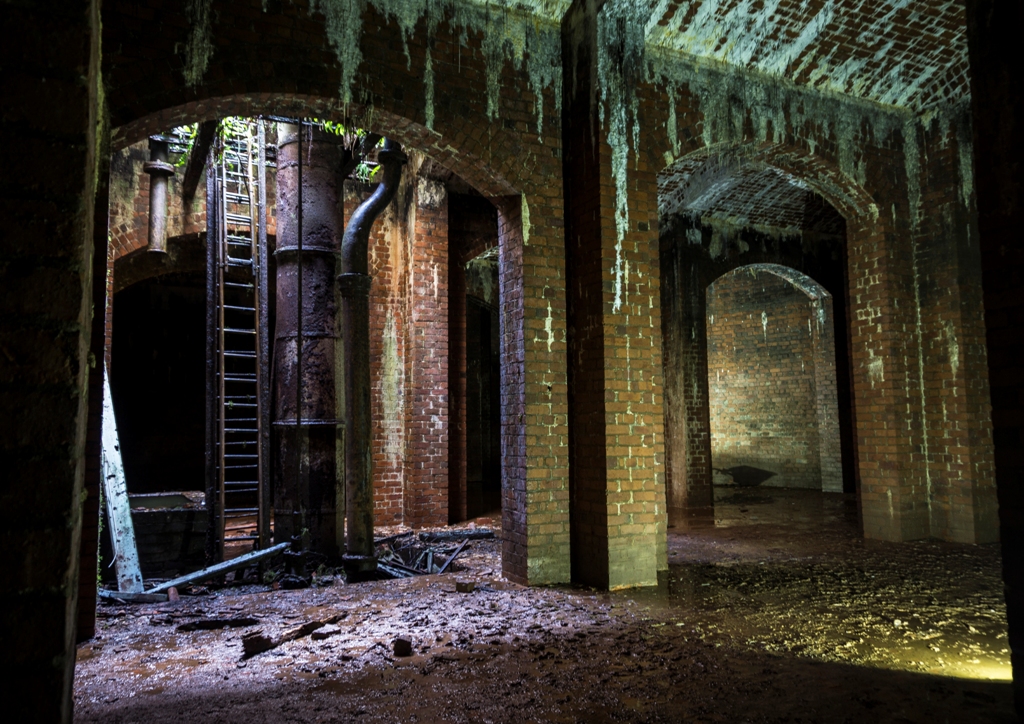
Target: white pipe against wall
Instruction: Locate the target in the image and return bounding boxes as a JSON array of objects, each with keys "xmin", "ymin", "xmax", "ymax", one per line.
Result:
[{"xmin": 101, "ymin": 367, "xmax": 144, "ymax": 593}]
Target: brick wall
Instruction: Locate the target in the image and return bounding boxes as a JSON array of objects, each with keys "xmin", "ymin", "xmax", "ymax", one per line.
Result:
[
  {"xmin": 707, "ymin": 265, "xmax": 842, "ymax": 491},
  {"xmin": 403, "ymin": 177, "xmax": 450, "ymax": 527},
  {"xmin": 357, "ymin": 162, "xmax": 451, "ymax": 529}
]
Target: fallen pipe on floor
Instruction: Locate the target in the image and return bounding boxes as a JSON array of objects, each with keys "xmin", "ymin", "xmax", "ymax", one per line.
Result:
[{"xmin": 146, "ymin": 541, "xmax": 291, "ymax": 593}]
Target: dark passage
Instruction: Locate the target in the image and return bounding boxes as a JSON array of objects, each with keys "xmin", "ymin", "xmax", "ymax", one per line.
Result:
[{"xmin": 112, "ymin": 273, "xmax": 206, "ymax": 494}]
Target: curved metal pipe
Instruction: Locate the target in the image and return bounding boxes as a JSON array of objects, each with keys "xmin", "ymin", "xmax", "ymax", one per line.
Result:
[
  {"xmin": 338, "ymin": 138, "xmax": 406, "ymax": 579},
  {"xmin": 340, "ymin": 139, "xmax": 407, "ymax": 275}
]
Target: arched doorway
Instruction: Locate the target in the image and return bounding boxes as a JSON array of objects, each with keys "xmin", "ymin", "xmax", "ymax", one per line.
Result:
[
  {"xmin": 658, "ymin": 146, "xmax": 861, "ymax": 529},
  {"xmin": 707, "ymin": 264, "xmax": 842, "ymax": 494}
]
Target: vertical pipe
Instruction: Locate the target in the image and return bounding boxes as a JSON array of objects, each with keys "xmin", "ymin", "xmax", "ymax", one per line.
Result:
[
  {"xmin": 144, "ymin": 137, "xmax": 174, "ymax": 254},
  {"xmin": 204, "ymin": 144, "xmax": 219, "ymax": 565},
  {"xmin": 339, "ymin": 139, "xmax": 407, "ymax": 579},
  {"xmin": 272, "ymin": 122, "xmax": 345, "ymax": 555}
]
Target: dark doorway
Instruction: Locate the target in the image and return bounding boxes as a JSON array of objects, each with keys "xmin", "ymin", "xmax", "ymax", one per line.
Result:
[
  {"xmin": 465, "ymin": 293, "xmax": 501, "ymax": 518},
  {"xmin": 111, "ymin": 272, "xmax": 206, "ymax": 495}
]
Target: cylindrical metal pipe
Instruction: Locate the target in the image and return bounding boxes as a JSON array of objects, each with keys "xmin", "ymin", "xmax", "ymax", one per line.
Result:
[
  {"xmin": 339, "ymin": 139, "xmax": 407, "ymax": 579},
  {"xmin": 144, "ymin": 137, "xmax": 174, "ymax": 254},
  {"xmin": 272, "ymin": 123, "xmax": 346, "ymax": 556}
]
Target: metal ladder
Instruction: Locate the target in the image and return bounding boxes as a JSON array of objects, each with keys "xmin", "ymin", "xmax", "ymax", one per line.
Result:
[{"xmin": 212, "ymin": 120, "xmax": 271, "ymax": 559}]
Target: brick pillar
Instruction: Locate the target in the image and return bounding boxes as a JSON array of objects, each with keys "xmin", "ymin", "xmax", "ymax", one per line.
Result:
[
  {"xmin": 660, "ymin": 240, "xmax": 714, "ymax": 525},
  {"xmin": 846, "ymin": 203, "xmax": 930, "ymax": 541},
  {"xmin": 811, "ymin": 294, "xmax": 843, "ymax": 493},
  {"xmin": 908, "ymin": 119, "xmax": 998, "ymax": 544},
  {"xmin": 0, "ymin": 0, "xmax": 101, "ymax": 719},
  {"xmin": 361, "ymin": 178, "xmax": 406, "ymax": 524},
  {"xmin": 403, "ymin": 178, "xmax": 449, "ymax": 528},
  {"xmin": 562, "ymin": 2, "xmax": 667, "ymax": 589},
  {"xmin": 967, "ymin": 0, "xmax": 1021, "ymax": 709},
  {"xmin": 78, "ymin": 127, "xmax": 112, "ymax": 643}
]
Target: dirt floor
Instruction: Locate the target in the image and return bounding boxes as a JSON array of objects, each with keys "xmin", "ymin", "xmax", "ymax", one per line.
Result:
[{"xmin": 74, "ymin": 489, "xmax": 1016, "ymax": 723}]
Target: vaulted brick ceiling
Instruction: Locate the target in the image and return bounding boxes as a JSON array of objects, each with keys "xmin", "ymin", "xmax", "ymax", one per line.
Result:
[
  {"xmin": 644, "ymin": 0, "xmax": 967, "ymax": 112},
  {"xmin": 513, "ymin": 0, "xmax": 968, "ymax": 112},
  {"xmin": 659, "ymin": 153, "xmax": 845, "ymax": 235}
]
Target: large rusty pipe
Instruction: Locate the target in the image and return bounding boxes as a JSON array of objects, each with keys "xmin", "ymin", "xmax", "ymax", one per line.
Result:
[
  {"xmin": 339, "ymin": 139, "xmax": 406, "ymax": 578},
  {"xmin": 273, "ymin": 123, "xmax": 346, "ymax": 556},
  {"xmin": 144, "ymin": 137, "xmax": 174, "ymax": 254}
]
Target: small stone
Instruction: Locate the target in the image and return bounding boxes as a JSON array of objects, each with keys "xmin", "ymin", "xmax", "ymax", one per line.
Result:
[
  {"xmin": 393, "ymin": 637, "xmax": 413, "ymax": 657},
  {"xmin": 167, "ymin": 587, "xmax": 179, "ymax": 602},
  {"xmin": 456, "ymin": 581, "xmax": 475, "ymax": 593}
]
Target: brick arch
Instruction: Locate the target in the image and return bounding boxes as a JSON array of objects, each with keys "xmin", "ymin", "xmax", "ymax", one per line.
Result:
[
  {"xmin": 656, "ymin": 137, "xmax": 919, "ymax": 542},
  {"xmin": 707, "ymin": 264, "xmax": 843, "ymax": 494},
  {"xmin": 721, "ymin": 263, "xmax": 829, "ymax": 302},
  {"xmin": 105, "ymin": 107, "xmax": 541, "ymax": 581},
  {"xmin": 658, "ymin": 142, "xmax": 877, "ymax": 227},
  {"xmin": 112, "ymin": 96, "xmax": 521, "ymax": 199}
]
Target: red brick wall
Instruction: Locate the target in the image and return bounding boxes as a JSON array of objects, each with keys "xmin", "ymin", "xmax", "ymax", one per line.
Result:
[
  {"xmin": 357, "ymin": 164, "xmax": 450, "ymax": 529},
  {"xmin": 403, "ymin": 177, "xmax": 449, "ymax": 527},
  {"xmin": 907, "ymin": 115, "xmax": 997, "ymax": 543},
  {"xmin": 707, "ymin": 266, "xmax": 841, "ymax": 491},
  {"xmin": 563, "ymin": 4, "xmax": 667, "ymax": 588}
]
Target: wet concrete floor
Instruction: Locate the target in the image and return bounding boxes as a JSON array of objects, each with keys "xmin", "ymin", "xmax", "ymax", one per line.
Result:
[{"xmin": 74, "ymin": 489, "xmax": 1016, "ymax": 722}]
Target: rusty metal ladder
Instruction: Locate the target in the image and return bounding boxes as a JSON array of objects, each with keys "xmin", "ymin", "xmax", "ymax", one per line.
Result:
[{"xmin": 212, "ymin": 119, "xmax": 271, "ymax": 559}]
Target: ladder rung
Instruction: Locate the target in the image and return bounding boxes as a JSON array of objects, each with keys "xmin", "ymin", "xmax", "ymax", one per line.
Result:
[
  {"xmin": 223, "ymin": 374, "xmax": 256, "ymax": 381},
  {"xmin": 223, "ymin": 305, "xmax": 255, "ymax": 312},
  {"xmin": 224, "ymin": 328, "xmax": 256, "ymax": 335},
  {"xmin": 227, "ymin": 260, "xmax": 253, "ymax": 268},
  {"xmin": 224, "ymin": 351, "xmax": 256, "ymax": 359},
  {"xmin": 224, "ymin": 509, "xmax": 259, "ymax": 516},
  {"xmin": 225, "ymin": 213, "xmax": 252, "ymax": 224},
  {"xmin": 224, "ymin": 402, "xmax": 257, "ymax": 409},
  {"xmin": 224, "ymin": 454, "xmax": 258, "ymax": 459},
  {"xmin": 225, "ymin": 428, "xmax": 258, "ymax": 433},
  {"xmin": 224, "ymin": 282, "xmax": 254, "ymax": 289}
]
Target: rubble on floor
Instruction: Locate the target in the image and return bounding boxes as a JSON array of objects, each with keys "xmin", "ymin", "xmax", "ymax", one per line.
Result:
[{"xmin": 75, "ymin": 502, "xmax": 1014, "ymax": 723}]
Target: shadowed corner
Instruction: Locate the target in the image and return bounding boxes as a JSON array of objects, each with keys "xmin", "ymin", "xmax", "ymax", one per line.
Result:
[{"xmin": 714, "ymin": 465, "xmax": 778, "ymax": 487}]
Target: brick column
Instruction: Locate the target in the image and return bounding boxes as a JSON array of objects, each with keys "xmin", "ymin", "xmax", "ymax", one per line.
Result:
[
  {"xmin": 846, "ymin": 205, "xmax": 930, "ymax": 541},
  {"xmin": 811, "ymin": 294, "xmax": 844, "ymax": 493},
  {"xmin": 0, "ymin": 1, "xmax": 101, "ymax": 720},
  {"xmin": 908, "ymin": 119, "xmax": 997, "ymax": 544},
  {"xmin": 403, "ymin": 178, "xmax": 449, "ymax": 528},
  {"xmin": 360, "ymin": 178, "xmax": 406, "ymax": 524},
  {"xmin": 77, "ymin": 126, "xmax": 112, "ymax": 643},
  {"xmin": 562, "ymin": 2, "xmax": 667, "ymax": 589},
  {"xmin": 660, "ymin": 240, "xmax": 714, "ymax": 524}
]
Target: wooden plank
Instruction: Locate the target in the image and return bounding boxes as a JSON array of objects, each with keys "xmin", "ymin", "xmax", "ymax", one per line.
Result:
[
  {"xmin": 101, "ymin": 368, "xmax": 144, "ymax": 593},
  {"xmin": 146, "ymin": 541, "xmax": 291, "ymax": 593}
]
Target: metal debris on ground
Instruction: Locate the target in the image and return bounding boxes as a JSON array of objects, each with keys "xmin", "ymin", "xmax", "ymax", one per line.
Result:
[
  {"xmin": 146, "ymin": 541, "xmax": 291, "ymax": 594},
  {"xmin": 374, "ymin": 531, "xmax": 475, "ymax": 579}
]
